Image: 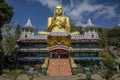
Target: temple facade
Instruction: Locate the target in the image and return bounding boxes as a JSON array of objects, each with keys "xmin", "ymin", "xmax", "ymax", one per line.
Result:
[
  {"xmin": 16, "ymin": 18, "xmax": 102, "ymax": 67},
  {"xmin": 16, "ymin": 5, "xmax": 102, "ymax": 76}
]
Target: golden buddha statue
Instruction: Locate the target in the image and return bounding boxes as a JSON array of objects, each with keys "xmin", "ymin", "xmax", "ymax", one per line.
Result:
[
  {"xmin": 47, "ymin": 4, "xmax": 70, "ymax": 32},
  {"xmin": 38, "ymin": 4, "xmax": 79, "ymax": 35}
]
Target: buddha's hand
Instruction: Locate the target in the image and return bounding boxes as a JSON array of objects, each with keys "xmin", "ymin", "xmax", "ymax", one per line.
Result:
[
  {"xmin": 55, "ymin": 19, "xmax": 62, "ymax": 24},
  {"xmin": 54, "ymin": 19, "xmax": 63, "ymax": 28}
]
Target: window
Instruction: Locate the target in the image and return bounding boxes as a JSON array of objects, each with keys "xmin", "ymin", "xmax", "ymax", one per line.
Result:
[{"xmin": 74, "ymin": 53, "xmax": 79, "ymax": 57}]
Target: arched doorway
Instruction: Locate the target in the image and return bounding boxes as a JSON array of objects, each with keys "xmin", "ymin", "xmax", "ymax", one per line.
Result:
[{"xmin": 48, "ymin": 45, "xmax": 70, "ymax": 59}]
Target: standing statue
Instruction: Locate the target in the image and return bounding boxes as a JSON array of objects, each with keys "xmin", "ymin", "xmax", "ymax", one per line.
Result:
[{"xmin": 47, "ymin": 4, "xmax": 70, "ymax": 32}]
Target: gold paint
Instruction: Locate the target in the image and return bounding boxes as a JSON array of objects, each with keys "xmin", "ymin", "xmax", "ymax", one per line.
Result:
[
  {"xmin": 47, "ymin": 36, "xmax": 71, "ymax": 47},
  {"xmin": 37, "ymin": 5, "xmax": 80, "ymax": 48},
  {"xmin": 47, "ymin": 5, "xmax": 70, "ymax": 32},
  {"xmin": 38, "ymin": 4, "xmax": 79, "ymax": 34}
]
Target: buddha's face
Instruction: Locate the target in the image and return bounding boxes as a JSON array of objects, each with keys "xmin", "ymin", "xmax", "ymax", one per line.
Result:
[{"xmin": 55, "ymin": 5, "xmax": 63, "ymax": 15}]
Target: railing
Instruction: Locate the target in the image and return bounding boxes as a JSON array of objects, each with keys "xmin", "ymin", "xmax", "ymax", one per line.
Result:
[
  {"xmin": 70, "ymin": 48, "xmax": 102, "ymax": 52},
  {"xmin": 21, "ymin": 35, "xmax": 99, "ymax": 39},
  {"xmin": 17, "ymin": 57, "xmax": 45, "ymax": 61},
  {"xmin": 73, "ymin": 57, "xmax": 102, "ymax": 61},
  {"xmin": 19, "ymin": 45, "xmax": 47, "ymax": 48},
  {"xmin": 19, "ymin": 34, "xmax": 100, "ymax": 40},
  {"xmin": 72, "ymin": 46, "xmax": 99, "ymax": 48},
  {"xmin": 17, "ymin": 48, "xmax": 102, "ymax": 52},
  {"xmin": 71, "ymin": 35, "xmax": 99, "ymax": 39},
  {"xmin": 71, "ymin": 44, "xmax": 99, "ymax": 48},
  {"xmin": 32, "ymin": 35, "xmax": 47, "ymax": 39},
  {"xmin": 17, "ymin": 48, "xmax": 48, "ymax": 52}
]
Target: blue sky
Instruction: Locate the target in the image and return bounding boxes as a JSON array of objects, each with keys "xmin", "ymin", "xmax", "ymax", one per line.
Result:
[{"xmin": 6, "ymin": 0, "xmax": 120, "ymax": 30}]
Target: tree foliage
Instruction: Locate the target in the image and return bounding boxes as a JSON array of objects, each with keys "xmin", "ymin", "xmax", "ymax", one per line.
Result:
[
  {"xmin": 71, "ymin": 25, "xmax": 83, "ymax": 34},
  {"xmin": 15, "ymin": 25, "xmax": 21, "ymax": 40},
  {"xmin": 1, "ymin": 24, "xmax": 16, "ymax": 55},
  {"xmin": 1, "ymin": 23, "xmax": 21, "ymax": 55},
  {"xmin": 1, "ymin": 35, "xmax": 16, "ymax": 55},
  {"xmin": 107, "ymin": 26, "xmax": 120, "ymax": 48},
  {"xmin": 97, "ymin": 27, "xmax": 108, "ymax": 49},
  {"xmin": 0, "ymin": 0, "xmax": 14, "ymax": 27},
  {"xmin": 0, "ymin": 0, "xmax": 14, "ymax": 52},
  {"xmin": 101, "ymin": 50, "xmax": 115, "ymax": 70},
  {"xmin": 0, "ymin": 0, "xmax": 14, "ymax": 51}
]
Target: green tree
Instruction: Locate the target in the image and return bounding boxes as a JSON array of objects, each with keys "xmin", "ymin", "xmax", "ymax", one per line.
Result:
[
  {"xmin": 100, "ymin": 50, "xmax": 115, "ymax": 80},
  {"xmin": 71, "ymin": 25, "xmax": 83, "ymax": 33},
  {"xmin": 101, "ymin": 51, "xmax": 115, "ymax": 70},
  {"xmin": 0, "ymin": 0, "xmax": 14, "ymax": 50},
  {"xmin": 15, "ymin": 25, "xmax": 21, "ymax": 40},
  {"xmin": 1, "ymin": 24, "xmax": 16, "ymax": 55},
  {"xmin": 97, "ymin": 27, "xmax": 108, "ymax": 49},
  {"xmin": 107, "ymin": 26, "xmax": 120, "ymax": 48}
]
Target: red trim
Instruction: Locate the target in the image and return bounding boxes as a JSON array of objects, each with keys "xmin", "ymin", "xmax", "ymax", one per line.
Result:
[
  {"xmin": 49, "ymin": 49, "xmax": 69, "ymax": 53},
  {"xmin": 48, "ymin": 32, "xmax": 71, "ymax": 38},
  {"xmin": 48, "ymin": 45, "xmax": 69, "ymax": 52},
  {"xmin": 71, "ymin": 39, "xmax": 101, "ymax": 42}
]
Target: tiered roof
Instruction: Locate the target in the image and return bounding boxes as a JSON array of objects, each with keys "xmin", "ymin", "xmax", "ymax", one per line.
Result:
[
  {"xmin": 86, "ymin": 17, "xmax": 93, "ymax": 26},
  {"xmin": 25, "ymin": 18, "xmax": 33, "ymax": 27},
  {"xmin": 84, "ymin": 17, "xmax": 96, "ymax": 27},
  {"xmin": 22, "ymin": 18, "xmax": 36, "ymax": 31}
]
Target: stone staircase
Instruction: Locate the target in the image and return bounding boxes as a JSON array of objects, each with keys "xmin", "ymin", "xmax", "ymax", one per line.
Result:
[{"xmin": 48, "ymin": 59, "xmax": 72, "ymax": 76}]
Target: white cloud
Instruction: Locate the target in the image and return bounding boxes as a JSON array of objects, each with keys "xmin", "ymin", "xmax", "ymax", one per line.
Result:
[
  {"xmin": 29, "ymin": 0, "xmax": 118, "ymax": 26},
  {"xmin": 64, "ymin": 0, "xmax": 118, "ymax": 25},
  {"xmin": 31, "ymin": 0, "xmax": 62, "ymax": 10}
]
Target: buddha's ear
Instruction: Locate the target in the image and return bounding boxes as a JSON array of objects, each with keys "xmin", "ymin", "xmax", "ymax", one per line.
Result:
[
  {"xmin": 54, "ymin": 11, "xmax": 55, "ymax": 16},
  {"xmin": 62, "ymin": 11, "xmax": 64, "ymax": 15}
]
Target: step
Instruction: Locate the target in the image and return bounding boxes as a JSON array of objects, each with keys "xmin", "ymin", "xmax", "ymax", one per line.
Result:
[{"xmin": 48, "ymin": 59, "xmax": 72, "ymax": 76}]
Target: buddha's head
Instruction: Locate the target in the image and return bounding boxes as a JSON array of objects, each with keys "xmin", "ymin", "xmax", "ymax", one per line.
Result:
[{"xmin": 54, "ymin": 4, "xmax": 64, "ymax": 16}]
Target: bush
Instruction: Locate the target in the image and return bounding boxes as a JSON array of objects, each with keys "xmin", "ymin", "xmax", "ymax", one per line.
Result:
[
  {"xmin": 77, "ymin": 73, "xmax": 81, "ymax": 77},
  {"xmin": 41, "ymin": 68, "xmax": 47, "ymax": 75},
  {"xmin": 72, "ymin": 68, "xmax": 78, "ymax": 75}
]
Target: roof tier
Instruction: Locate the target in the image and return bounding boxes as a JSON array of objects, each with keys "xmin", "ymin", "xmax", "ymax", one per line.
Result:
[{"xmin": 22, "ymin": 18, "xmax": 36, "ymax": 31}]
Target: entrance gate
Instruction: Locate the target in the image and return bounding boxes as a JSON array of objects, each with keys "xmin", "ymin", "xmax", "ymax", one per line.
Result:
[{"xmin": 48, "ymin": 45, "xmax": 72, "ymax": 76}]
